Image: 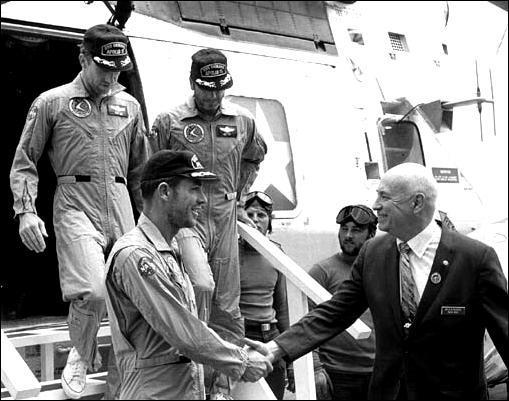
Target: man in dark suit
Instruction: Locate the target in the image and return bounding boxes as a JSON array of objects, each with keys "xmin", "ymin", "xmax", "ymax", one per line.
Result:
[{"xmin": 245, "ymin": 162, "xmax": 508, "ymax": 399}]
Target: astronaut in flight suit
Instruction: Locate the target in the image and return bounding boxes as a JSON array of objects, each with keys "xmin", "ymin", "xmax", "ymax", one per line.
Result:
[
  {"xmin": 104, "ymin": 150, "xmax": 272, "ymax": 400},
  {"xmin": 149, "ymin": 48, "xmax": 267, "ymax": 398},
  {"xmin": 9, "ymin": 24, "xmax": 148, "ymax": 399}
]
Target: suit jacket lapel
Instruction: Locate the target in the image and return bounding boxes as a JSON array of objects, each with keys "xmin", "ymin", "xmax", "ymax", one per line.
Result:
[{"xmin": 384, "ymin": 238, "xmax": 403, "ymax": 330}]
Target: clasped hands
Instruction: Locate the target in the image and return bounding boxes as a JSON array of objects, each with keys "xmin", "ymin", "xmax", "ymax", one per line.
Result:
[{"xmin": 240, "ymin": 338, "xmax": 274, "ymax": 382}]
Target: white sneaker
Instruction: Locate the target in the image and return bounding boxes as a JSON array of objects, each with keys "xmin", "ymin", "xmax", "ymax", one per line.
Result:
[{"xmin": 61, "ymin": 347, "xmax": 87, "ymax": 399}]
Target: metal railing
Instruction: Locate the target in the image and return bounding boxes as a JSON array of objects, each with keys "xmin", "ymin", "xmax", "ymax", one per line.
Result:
[{"xmin": 237, "ymin": 221, "xmax": 371, "ymax": 400}]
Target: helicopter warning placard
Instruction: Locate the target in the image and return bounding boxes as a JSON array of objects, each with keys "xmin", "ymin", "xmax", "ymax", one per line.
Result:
[{"xmin": 432, "ymin": 167, "xmax": 459, "ymax": 183}]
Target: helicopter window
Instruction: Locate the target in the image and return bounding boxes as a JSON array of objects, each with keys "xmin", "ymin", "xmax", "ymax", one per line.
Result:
[
  {"xmin": 348, "ymin": 29, "xmax": 365, "ymax": 45},
  {"xmin": 378, "ymin": 120, "xmax": 425, "ymax": 170},
  {"xmin": 388, "ymin": 32, "xmax": 409, "ymax": 52}
]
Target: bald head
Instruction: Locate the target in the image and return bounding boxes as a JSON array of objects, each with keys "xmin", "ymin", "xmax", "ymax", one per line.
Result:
[
  {"xmin": 383, "ymin": 163, "xmax": 438, "ymax": 207},
  {"xmin": 373, "ymin": 163, "xmax": 438, "ymax": 240}
]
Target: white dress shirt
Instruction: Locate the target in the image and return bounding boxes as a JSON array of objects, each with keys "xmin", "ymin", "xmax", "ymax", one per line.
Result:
[{"xmin": 397, "ymin": 220, "xmax": 442, "ymax": 302}]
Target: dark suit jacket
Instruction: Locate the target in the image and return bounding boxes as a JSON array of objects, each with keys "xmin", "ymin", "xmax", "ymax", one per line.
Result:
[{"xmin": 275, "ymin": 227, "xmax": 508, "ymax": 399}]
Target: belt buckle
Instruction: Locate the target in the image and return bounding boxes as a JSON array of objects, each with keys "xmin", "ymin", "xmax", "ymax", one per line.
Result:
[{"xmin": 261, "ymin": 323, "xmax": 271, "ymax": 331}]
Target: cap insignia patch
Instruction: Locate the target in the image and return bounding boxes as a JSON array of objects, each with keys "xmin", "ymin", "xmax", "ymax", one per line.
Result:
[
  {"xmin": 101, "ymin": 42, "xmax": 128, "ymax": 56},
  {"xmin": 219, "ymin": 75, "xmax": 232, "ymax": 86},
  {"xmin": 93, "ymin": 56, "xmax": 116, "ymax": 68},
  {"xmin": 120, "ymin": 56, "xmax": 131, "ymax": 67},
  {"xmin": 200, "ymin": 63, "xmax": 226, "ymax": 77},
  {"xmin": 190, "ymin": 154, "xmax": 204, "ymax": 170},
  {"xmin": 195, "ymin": 78, "xmax": 216, "ymax": 88}
]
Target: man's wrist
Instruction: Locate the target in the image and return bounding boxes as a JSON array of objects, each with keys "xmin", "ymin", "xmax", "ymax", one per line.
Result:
[
  {"xmin": 239, "ymin": 346, "xmax": 250, "ymax": 377},
  {"xmin": 17, "ymin": 211, "xmax": 35, "ymax": 221},
  {"xmin": 266, "ymin": 340, "xmax": 286, "ymax": 362}
]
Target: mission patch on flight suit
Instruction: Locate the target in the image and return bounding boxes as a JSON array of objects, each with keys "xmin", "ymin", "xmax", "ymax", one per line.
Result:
[
  {"xmin": 27, "ymin": 105, "xmax": 38, "ymax": 121},
  {"xmin": 69, "ymin": 98, "xmax": 92, "ymax": 118},
  {"xmin": 216, "ymin": 125, "xmax": 237, "ymax": 138},
  {"xmin": 184, "ymin": 123, "xmax": 205, "ymax": 143},
  {"xmin": 138, "ymin": 256, "xmax": 156, "ymax": 277}
]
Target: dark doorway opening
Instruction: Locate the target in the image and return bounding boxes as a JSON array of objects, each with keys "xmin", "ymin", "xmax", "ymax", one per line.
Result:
[{"xmin": 1, "ymin": 30, "xmax": 136, "ymax": 323}]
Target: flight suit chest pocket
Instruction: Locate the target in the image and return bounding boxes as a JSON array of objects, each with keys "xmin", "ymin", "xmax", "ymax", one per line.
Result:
[
  {"xmin": 214, "ymin": 123, "xmax": 242, "ymax": 155},
  {"xmin": 105, "ymin": 102, "xmax": 131, "ymax": 140}
]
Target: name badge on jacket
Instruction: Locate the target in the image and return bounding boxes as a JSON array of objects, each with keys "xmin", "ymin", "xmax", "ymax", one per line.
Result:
[
  {"xmin": 216, "ymin": 125, "xmax": 237, "ymax": 138},
  {"xmin": 107, "ymin": 104, "xmax": 128, "ymax": 117},
  {"xmin": 441, "ymin": 306, "xmax": 465, "ymax": 315}
]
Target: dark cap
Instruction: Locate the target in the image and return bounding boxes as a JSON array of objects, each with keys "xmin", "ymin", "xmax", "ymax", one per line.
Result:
[
  {"xmin": 190, "ymin": 48, "xmax": 233, "ymax": 91},
  {"xmin": 141, "ymin": 150, "xmax": 219, "ymax": 182},
  {"xmin": 83, "ymin": 24, "xmax": 132, "ymax": 71}
]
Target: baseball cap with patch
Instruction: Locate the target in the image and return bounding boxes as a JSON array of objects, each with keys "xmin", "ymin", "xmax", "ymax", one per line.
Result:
[
  {"xmin": 141, "ymin": 150, "xmax": 219, "ymax": 182},
  {"xmin": 190, "ymin": 48, "xmax": 233, "ymax": 91},
  {"xmin": 83, "ymin": 24, "xmax": 132, "ymax": 71}
]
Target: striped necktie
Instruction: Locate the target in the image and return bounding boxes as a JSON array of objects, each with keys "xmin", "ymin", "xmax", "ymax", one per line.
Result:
[{"xmin": 399, "ymin": 242, "xmax": 418, "ymax": 325}]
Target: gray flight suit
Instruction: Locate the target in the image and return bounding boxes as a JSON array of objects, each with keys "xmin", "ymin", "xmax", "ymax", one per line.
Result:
[
  {"xmin": 105, "ymin": 214, "xmax": 249, "ymax": 399},
  {"xmin": 150, "ymin": 96, "xmax": 267, "ymax": 345},
  {"xmin": 10, "ymin": 73, "xmax": 148, "ymax": 369}
]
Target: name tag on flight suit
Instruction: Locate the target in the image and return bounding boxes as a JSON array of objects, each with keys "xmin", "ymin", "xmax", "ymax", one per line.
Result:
[
  {"xmin": 107, "ymin": 104, "xmax": 128, "ymax": 117},
  {"xmin": 216, "ymin": 125, "xmax": 237, "ymax": 138}
]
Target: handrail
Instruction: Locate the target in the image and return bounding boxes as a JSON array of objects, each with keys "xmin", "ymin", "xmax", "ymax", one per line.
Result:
[
  {"xmin": 238, "ymin": 222, "xmax": 371, "ymax": 338},
  {"xmin": 1, "ymin": 329, "xmax": 41, "ymax": 399},
  {"xmin": 237, "ymin": 222, "xmax": 371, "ymax": 399}
]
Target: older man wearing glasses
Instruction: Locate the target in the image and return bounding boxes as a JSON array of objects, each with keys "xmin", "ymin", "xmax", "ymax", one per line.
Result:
[{"xmin": 245, "ymin": 163, "xmax": 508, "ymax": 400}]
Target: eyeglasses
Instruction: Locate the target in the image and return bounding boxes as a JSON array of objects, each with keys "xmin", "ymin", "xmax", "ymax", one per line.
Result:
[
  {"xmin": 245, "ymin": 191, "xmax": 273, "ymax": 208},
  {"xmin": 336, "ymin": 205, "xmax": 377, "ymax": 225}
]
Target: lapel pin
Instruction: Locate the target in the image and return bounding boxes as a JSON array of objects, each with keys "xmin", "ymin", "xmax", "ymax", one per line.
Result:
[
  {"xmin": 442, "ymin": 260, "xmax": 449, "ymax": 266},
  {"xmin": 430, "ymin": 272, "xmax": 441, "ymax": 284}
]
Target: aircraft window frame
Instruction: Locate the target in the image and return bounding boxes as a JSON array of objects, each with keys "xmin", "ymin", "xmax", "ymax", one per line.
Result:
[
  {"xmin": 378, "ymin": 119, "xmax": 425, "ymax": 170},
  {"xmin": 348, "ymin": 28, "xmax": 365, "ymax": 45},
  {"xmin": 226, "ymin": 95, "xmax": 299, "ymax": 219},
  {"xmin": 388, "ymin": 32, "xmax": 409, "ymax": 52}
]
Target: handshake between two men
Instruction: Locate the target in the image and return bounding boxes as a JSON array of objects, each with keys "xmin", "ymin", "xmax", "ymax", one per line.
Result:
[{"xmin": 241, "ymin": 338, "xmax": 279, "ymax": 382}]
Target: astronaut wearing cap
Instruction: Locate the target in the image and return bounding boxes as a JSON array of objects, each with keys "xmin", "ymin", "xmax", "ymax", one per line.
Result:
[
  {"xmin": 150, "ymin": 51, "xmax": 266, "ymax": 342},
  {"xmin": 149, "ymin": 47, "xmax": 267, "ymax": 398},
  {"xmin": 10, "ymin": 23, "xmax": 148, "ymax": 399},
  {"xmin": 104, "ymin": 150, "xmax": 272, "ymax": 400}
]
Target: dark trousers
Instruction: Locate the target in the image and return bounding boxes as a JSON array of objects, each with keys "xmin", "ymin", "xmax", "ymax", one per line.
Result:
[
  {"xmin": 245, "ymin": 322, "xmax": 286, "ymax": 400},
  {"xmin": 325, "ymin": 368, "xmax": 372, "ymax": 400}
]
